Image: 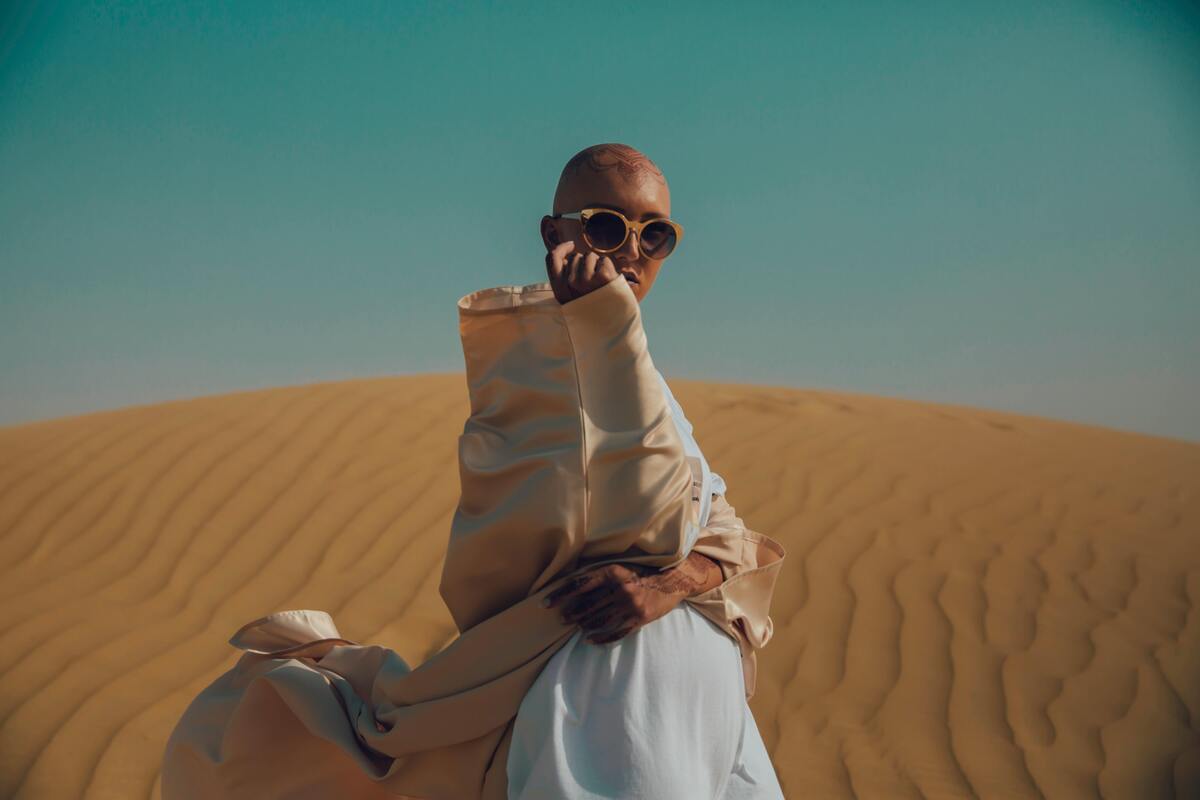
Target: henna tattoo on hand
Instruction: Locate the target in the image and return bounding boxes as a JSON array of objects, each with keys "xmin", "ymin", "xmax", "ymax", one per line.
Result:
[
  {"xmin": 553, "ymin": 553, "xmax": 723, "ymax": 646},
  {"xmin": 644, "ymin": 551, "xmax": 722, "ymax": 598}
]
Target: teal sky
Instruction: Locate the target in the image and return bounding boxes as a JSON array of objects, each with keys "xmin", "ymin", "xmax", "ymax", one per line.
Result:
[{"xmin": 2, "ymin": 1, "xmax": 1197, "ymax": 441}]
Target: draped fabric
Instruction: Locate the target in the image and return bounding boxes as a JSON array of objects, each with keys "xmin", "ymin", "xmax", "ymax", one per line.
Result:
[
  {"xmin": 654, "ymin": 368, "xmax": 725, "ymax": 529},
  {"xmin": 160, "ymin": 275, "xmax": 785, "ymax": 800},
  {"xmin": 505, "ymin": 369, "xmax": 786, "ymax": 799}
]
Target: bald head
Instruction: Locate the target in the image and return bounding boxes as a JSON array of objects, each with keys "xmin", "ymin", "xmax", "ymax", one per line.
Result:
[{"xmin": 552, "ymin": 143, "xmax": 669, "ymax": 216}]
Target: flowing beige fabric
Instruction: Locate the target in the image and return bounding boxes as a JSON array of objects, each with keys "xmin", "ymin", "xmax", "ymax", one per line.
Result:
[{"xmin": 160, "ymin": 275, "xmax": 786, "ymax": 800}]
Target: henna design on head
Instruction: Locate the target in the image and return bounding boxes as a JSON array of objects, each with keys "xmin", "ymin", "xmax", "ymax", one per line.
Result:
[{"xmin": 562, "ymin": 143, "xmax": 667, "ymax": 188}]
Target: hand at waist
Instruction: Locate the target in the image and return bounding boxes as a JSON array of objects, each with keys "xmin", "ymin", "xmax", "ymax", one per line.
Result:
[{"xmin": 542, "ymin": 552, "xmax": 724, "ymax": 644}]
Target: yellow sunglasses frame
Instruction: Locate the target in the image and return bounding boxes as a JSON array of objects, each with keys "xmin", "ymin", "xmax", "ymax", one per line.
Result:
[{"xmin": 553, "ymin": 207, "xmax": 684, "ymax": 260}]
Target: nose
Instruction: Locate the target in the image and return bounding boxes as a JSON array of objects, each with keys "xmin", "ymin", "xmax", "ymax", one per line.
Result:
[{"xmin": 617, "ymin": 226, "xmax": 641, "ymax": 260}]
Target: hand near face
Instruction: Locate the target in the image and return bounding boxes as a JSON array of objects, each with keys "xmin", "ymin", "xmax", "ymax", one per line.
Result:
[{"xmin": 544, "ymin": 240, "xmax": 621, "ymax": 306}]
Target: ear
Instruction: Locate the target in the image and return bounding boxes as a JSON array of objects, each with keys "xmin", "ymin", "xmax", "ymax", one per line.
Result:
[{"xmin": 540, "ymin": 215, "xmax": 560, "ymax": 251}]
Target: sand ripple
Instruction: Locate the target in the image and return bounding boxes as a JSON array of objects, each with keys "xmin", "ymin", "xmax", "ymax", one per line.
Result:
[{"xmin": 0, "ymin": 375, "xmax": 1196, "ymax": 798}]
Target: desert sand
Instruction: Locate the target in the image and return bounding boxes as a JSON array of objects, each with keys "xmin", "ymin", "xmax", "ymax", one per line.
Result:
[{"xmin": 0, "ymin": 373, "xmax": 1197, "ymax": 799}]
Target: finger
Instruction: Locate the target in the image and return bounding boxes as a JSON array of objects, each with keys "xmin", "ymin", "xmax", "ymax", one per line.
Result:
[
  {"xmin": 581, "ymin": 250, "xmax": 600, "ymax": 285},
  {"xmin": 542, "ymin": 578, "xmax": 576, "ymax": 608},
  {"xmin": 553, "ymin": 239, "xmax": 576, "ymax": 267},
  {"xmin": 573, "ymin": 597, "xmax": 628, "ymax": 633},
  {"xmin": 545, "ymin": 240, "xmax": 574, "ymax": 282},
  {"xmin": 545, "ymin": 576, "xmax": 587, "ymax": 608},
  {"xmin": 574, "ymin": 595, "xmax": 628, "ymax": 631},
  {"xmin": 578, "ymin": 605, "xmax": 629, "ymax": 635},
  {"xmin": 546, "ymin": 242, "xmax": 575, "ymax": 299},
  {"xmin": 561, "ymin": 583, "xmax": 618, "ymax": 623},
  {"xmin": 544, "ymin": 571, "xmax": 594, "ymax": 608},
  {"xmin": 555, "ymin": 252, "xmax": 571, "ymax": 295},
  {"xmin": 576, "ymin": 581, "xmax": 634, "ymax": 629},
  {"xmin": 568, "ymin": 250, "xmax": 593, "ymax": 292},
  {"xmin": 567, "ymin": 251, "xmax": 587, "ymax": 292},
  {"xmin": 596, "ymin": 254, "xmax": 618, "ymax": 282}
]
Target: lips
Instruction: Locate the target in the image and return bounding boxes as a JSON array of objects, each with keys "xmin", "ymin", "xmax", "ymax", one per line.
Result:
[{"xmin": 620, "ymin": 272, "xmax": 640, "ymax": 285}]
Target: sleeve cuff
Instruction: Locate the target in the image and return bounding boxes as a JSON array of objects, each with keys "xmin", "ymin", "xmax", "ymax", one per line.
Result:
[{"xmin": 683, "ymin": 527, "xmax": 786, "ymax": 698}]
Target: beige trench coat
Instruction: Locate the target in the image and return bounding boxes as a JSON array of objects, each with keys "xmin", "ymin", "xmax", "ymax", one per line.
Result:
[{"xmin": 160, "ymin": 275, "xmax": 786, "ymax": 800}]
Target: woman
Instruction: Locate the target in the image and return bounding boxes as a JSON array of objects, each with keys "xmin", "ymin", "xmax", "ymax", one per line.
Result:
[
  {"xmin": 160, "ymin": 143, "xmax": 785, "ymax": 799},
  {"xmin": 506, "ymin": 143, "xmax": 785, "ymax": 799}
]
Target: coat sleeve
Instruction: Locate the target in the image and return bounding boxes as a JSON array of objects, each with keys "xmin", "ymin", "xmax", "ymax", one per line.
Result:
[{"xmin": 681, "ymin": 490, "xmax": 786, "ymax": 700}]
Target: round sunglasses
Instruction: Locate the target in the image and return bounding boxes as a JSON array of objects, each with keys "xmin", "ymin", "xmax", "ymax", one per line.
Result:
[{"xmin": 552, "ymin": 208, "xmax": 684, "ymax": 260}]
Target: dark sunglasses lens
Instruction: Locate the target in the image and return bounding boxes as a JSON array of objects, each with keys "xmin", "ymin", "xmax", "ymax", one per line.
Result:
[
  {"xmin": 583, "ymin": 211, "xmax": 627, "ymax": 250},
  {"xmin": 640, "ymin": 221, "xmax": 677, "ymax": 258}
]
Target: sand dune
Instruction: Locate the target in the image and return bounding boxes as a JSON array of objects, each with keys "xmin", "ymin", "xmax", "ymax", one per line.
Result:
[{"xmin": 0, "ymin": 373, "xmax": 1197, "ymax": 799}]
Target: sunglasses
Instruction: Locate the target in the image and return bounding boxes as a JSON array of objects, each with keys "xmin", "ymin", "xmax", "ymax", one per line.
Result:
[{"xmin": 552, "ymin": 207, "xmax": 684, "ymax": 260}]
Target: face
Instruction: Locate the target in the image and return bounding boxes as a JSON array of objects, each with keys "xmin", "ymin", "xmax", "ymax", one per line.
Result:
[{"xmin": 540, "ymin": 166, "xmax": 673, "ymax": 304}]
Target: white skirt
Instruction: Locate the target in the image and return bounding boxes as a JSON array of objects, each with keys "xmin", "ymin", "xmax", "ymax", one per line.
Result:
[{"xmin": 506, "ymin": 602, "xmax": 784, "ymax": 800}]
